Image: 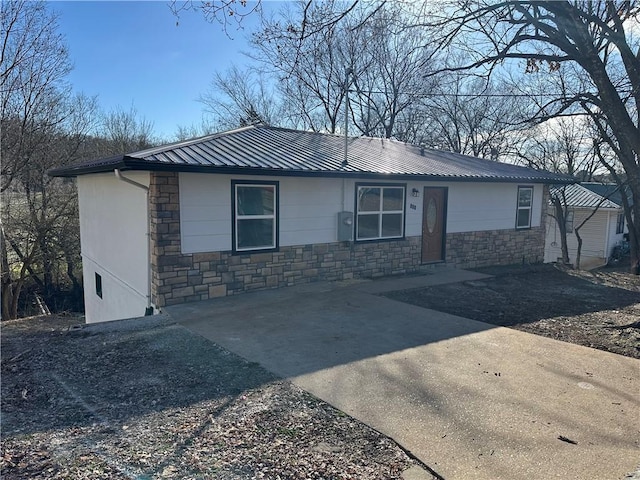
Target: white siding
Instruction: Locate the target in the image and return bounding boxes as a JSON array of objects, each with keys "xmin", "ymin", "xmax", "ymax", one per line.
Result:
[
  {"xmin": 405, "ymin": 181, "xmax": 543, "ymax": 235},
  {"xmin": 606, "ymin": 211, "xmax": 625, "ymax": 257},
  {"xmin": 179, "ymin": 173, "xmax": 231, "ymax": 253},
  {"xmin": 180, "ymin": 174, "xmax": 545, "ymax": 252},
  {"xmin": 280, "ymin": 177, "xmax": 347, "ymax": 246},
  {"xmin": 544, "ymin": 207, "xmax": 620, "ymax": 269},
  {"xmin": 180, "ymin": 173, "xmax": 349, "ymax": 252},
  {"xmin": 78, "ymin": 172, "xmax": 149, "ymax": 323}
]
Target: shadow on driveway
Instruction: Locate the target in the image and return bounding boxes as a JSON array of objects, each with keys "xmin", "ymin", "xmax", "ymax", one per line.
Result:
[
  {"xmin": 168, "ymin": 271, "xmax": 640, "ymax": 480},
  {"xmin": 385, "ymin": 266, "xmax": 640, "ymax": 326},
  {"xmin": 167, "ymin": 275, "xmax": 499, "ymax": 379}
]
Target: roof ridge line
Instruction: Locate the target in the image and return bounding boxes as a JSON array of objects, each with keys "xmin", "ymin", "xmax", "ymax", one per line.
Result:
[{"xmin": 128, "ymin": 125, "xmax": 257, "ymax": 158}]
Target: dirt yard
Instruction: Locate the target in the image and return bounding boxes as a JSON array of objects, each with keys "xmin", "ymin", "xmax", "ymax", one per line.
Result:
[
  {"xmin": 1, "ymin": 316, "xmax": 423, "ymax": 479},
  {"xmin": 2, "ymin": 264, "xmax": 638, "ymax": 479},
  {"xmin": 386, "ymin": 263, "xmax": 640, "ymax": 359}
]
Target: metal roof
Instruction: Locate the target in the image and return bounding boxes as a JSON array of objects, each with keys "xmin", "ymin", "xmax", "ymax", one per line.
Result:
[
  {"xmin": 549, "ymin": 183, "xmax": 621, "ymax": 209},
  {"xmin": 50, "ymin": 125, "xmax": 575, "ymax": 184},
  {"xmin": 581, "ymin": 182, "xmax": 633, "ymax": 208}
]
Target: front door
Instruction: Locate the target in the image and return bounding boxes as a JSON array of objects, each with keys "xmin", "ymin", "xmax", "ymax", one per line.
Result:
[{"xmin": 422, "ymin": 187, "xmax": 447, "ymax": 263}]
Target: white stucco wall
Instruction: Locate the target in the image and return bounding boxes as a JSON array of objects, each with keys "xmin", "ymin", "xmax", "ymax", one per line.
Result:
[
  {"xmin": 78, "ymin": 172, "xmax": 150, "ymax": 323},
  {"xmin": 544, "ymin": 207, "xmax": 621, "ymax": 269},
  {"xmin": 180, "ymin": 173, "xmax": 545, "ymax": 253}
]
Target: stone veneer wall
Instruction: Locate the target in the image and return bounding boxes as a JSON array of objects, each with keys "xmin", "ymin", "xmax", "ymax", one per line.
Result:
[
  {"xmin": 150, "ymin": 172, "xmax": 547, "ymax": 307},
  {"xmin": 445, "ymin": 227, "xmax": 545, "ymax": 269},
  {"xmin": 445, "ymin": 184, "xmax": 549, "ymax": 269}
]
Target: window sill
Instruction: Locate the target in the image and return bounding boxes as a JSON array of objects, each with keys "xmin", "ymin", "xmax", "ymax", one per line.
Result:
[
  {"xmin": 232, "ymin": 246, "xmax": 279, "ymax": 255},
  {"xmin": 355, "ymin": 236, "xmax": 406, "ymax": 243}
]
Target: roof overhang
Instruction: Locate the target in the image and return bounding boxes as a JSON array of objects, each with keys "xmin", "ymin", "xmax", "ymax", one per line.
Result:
[{"xmin": 49, "ymin": 157, "xmax": 576, "ymax": 185}]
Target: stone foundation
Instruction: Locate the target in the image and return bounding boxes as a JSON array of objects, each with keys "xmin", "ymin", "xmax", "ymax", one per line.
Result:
[
  {"xmin": 153, "ymin": 238, "xmax": 425, "ymax": 307},
  {"xmin": 149, "ymin": 171, "xmax": 546, "ymax": 308}
]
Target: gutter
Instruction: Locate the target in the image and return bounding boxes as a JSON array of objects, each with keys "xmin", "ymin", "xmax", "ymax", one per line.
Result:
[
  {"xmin": 50, "ymin": 157, "xmax": 576, "ymax": 185},
  {"xmin": 114, "ymin": 169, "xmax": 154, "ymax": 316}
]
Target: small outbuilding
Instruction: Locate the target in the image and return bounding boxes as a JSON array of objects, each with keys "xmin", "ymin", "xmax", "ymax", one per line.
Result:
[
  {"xmin": 545, "ymin": 183, "xmax": 627, "ymax": 269},
  {"xmin": 50, "ymin": 125, "xmax": 573, "ymax": 323}
]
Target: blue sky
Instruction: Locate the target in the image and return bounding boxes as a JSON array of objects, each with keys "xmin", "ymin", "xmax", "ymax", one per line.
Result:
[{"xmin": 51, "ymin": 1, "xmax": 268, "ymax": 140}]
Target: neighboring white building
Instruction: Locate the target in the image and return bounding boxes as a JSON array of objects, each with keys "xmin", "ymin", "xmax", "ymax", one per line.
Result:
[
  {"xmin": 545, "ymin": 183, "xmax": 626, "ymax": 269},
  {"xmin": 50, "ymin": 125, "xmax": 573, "ymax": 323}
]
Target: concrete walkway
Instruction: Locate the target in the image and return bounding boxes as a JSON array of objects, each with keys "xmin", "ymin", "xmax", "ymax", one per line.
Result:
[{"xmin": 167, "ymin": 269, "xmax": 640, "ymax": 480}]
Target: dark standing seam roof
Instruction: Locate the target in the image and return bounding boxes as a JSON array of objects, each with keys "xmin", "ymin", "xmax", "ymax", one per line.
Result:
[
  {"xmin": 49, "ymin": 125, "xmax": 576, "ymax": 184},
  {"xmin": 581, "ymin": 182, "xmax": 633, "ymax": 208}
]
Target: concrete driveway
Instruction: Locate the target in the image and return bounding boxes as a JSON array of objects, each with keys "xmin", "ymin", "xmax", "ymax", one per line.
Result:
[{"xmin": 167, "ymin": 269, "xmax": 640, "ymax": 480}]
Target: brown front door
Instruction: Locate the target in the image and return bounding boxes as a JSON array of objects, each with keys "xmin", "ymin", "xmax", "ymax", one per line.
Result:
[{"xmin": 422, "ymin": 187, "xmax": 447, "ymax": 263}]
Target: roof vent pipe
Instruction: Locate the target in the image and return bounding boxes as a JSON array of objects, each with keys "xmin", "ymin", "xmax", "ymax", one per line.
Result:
[{"xmin": 343, "ymin": 66, "xmax": 353, "ymax": 167}]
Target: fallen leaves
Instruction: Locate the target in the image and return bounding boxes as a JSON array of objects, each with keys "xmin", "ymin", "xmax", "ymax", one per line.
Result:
[
  {"xmin": 1, "ymin": 317, "xmax": 421, "ymax": 479},
  {"xmin": 385, "ymin": 264, "xmax": 640, "ymax": 359}
]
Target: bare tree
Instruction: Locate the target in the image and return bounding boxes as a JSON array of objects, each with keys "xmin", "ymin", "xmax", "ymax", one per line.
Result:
[
  {"xmin": 251, "ymin": 0, "xmax": 351, "ymax": 133},
  {"xmin": 99, "ymin": 105, "xmax": 155, "ymax": 155},
  {"xmin": 518, "ymin": 116, "xmax": 600, "ymax": 179},
  {"xmin": 200, "ymin": 65, "xmax": 284, "ymax": 130},
  {"xmin": 1, "ymin": 0, "xmax": 73, "ymax": 193},
  {"xmin": 346, "ymin": 6, "xmax": 437, "ymax": 140},
  {"xmin": 2, "ymin": 92, "xmax": 97, "ymax": 319},
  {"xmin": 239, "ymin": 0, "xmax": 439, "ymax": 138},
  {"xmin": 1, "ymin": 0, "xmax": 98, "ymax": 318},
  {"xmin": 418, "ymin": 74, "xmax": 528, "ymax": 159},
  {"xmin": 548, "ymin": 187, "xmax": 572, "ymax": 265},
  {"xmin": 169, "ymin": 0, "xmax": 262, "ymax": 35},
  {"xmin": 420, "ymin": 1, "xmax": 640, "ymax": 272},
  {"xmin": 173, "ymin": 121, "xmax": 216, "ymax": 142}
]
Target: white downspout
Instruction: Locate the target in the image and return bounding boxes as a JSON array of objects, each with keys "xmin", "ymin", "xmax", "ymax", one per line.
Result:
[{"xmin": 114, "ymin": 169, "xmax": 153, "ymax": 316}]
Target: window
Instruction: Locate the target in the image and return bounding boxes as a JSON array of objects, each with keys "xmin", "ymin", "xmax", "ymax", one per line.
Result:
[
  {"xmin": 356, "ymin": 185, "xmax": 405, "ymax": 240},
  {"xmin": 516, "ymin": 186, "xmax": 533, "ymax": 229},
  {"xmin": 95, "ymin": 272, "xmax": 102, "ymax": 299},
  {"xmin": 565, "ymin": 210, "xmax": 574, "ymax": 233},
  {"xmin": 233, "ymin": 181, "xmax": 278, "ymax": 252},
  {"xmin": 616, "ymin": 212, "xmax": 625, "ymax": 234}
]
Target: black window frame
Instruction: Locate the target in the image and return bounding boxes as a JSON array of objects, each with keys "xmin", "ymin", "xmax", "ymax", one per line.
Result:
[
  {"xmin": 354, "ymin": 183, "xmax": 407, "ymax": 242},
  {"xmin": 231, "ymin": 180, "xmax": 279, "ymax": 254},
  {"xmin": 95, "ymin": 272, "xmax": 103, "ymax": 299}
]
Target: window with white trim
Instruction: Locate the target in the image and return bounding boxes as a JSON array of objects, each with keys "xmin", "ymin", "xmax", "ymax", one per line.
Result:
[
  {"xmin": 616, "ymin": 212, "xmax": 625, "ymax": 234},
  {"xmin": 233, "ymin": 182, "xmax": 278, "ymax": 252},
  {"xmin": 516, "ymin": 187, "xmax": 533, "ymax": 228},
  {"xmin": 516, "ymin": 186, "xmax": 533, "ymax": 229},
  {"xmin": 565, "ymin": 209, "xmax": 574, "ymax": 233},
  {"xmin": 356, "ymin": 185, "xmax": 405, "ymax": 240}
]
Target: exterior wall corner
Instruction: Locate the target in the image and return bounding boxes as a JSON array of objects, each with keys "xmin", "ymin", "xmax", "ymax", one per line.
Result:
[{"xmin": 149, "ymin": 171, "xmax": 182, "ymax": 308}]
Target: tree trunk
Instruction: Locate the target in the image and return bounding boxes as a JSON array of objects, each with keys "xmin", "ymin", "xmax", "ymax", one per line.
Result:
[
  {"xmin": 551, "ymin": 195, "xmax": 570, "ymax": 265},
  {"xmin": 574, "ymin": 229, "xmax": 583, "ymax": 271},
  {"xmin": 9, "ymin": 280, "xmax": 23, "ymax": 320},
  {"xmin": 623, "ymin": 180, "xmax": 640, "ymax": 274},
  {"xmin": 1, "ymin": 227, "xmax": 13, "ymax": 320},
  {"xmin": 627, "ymin": 201, "xmax": 639, "ymax": 275}
]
